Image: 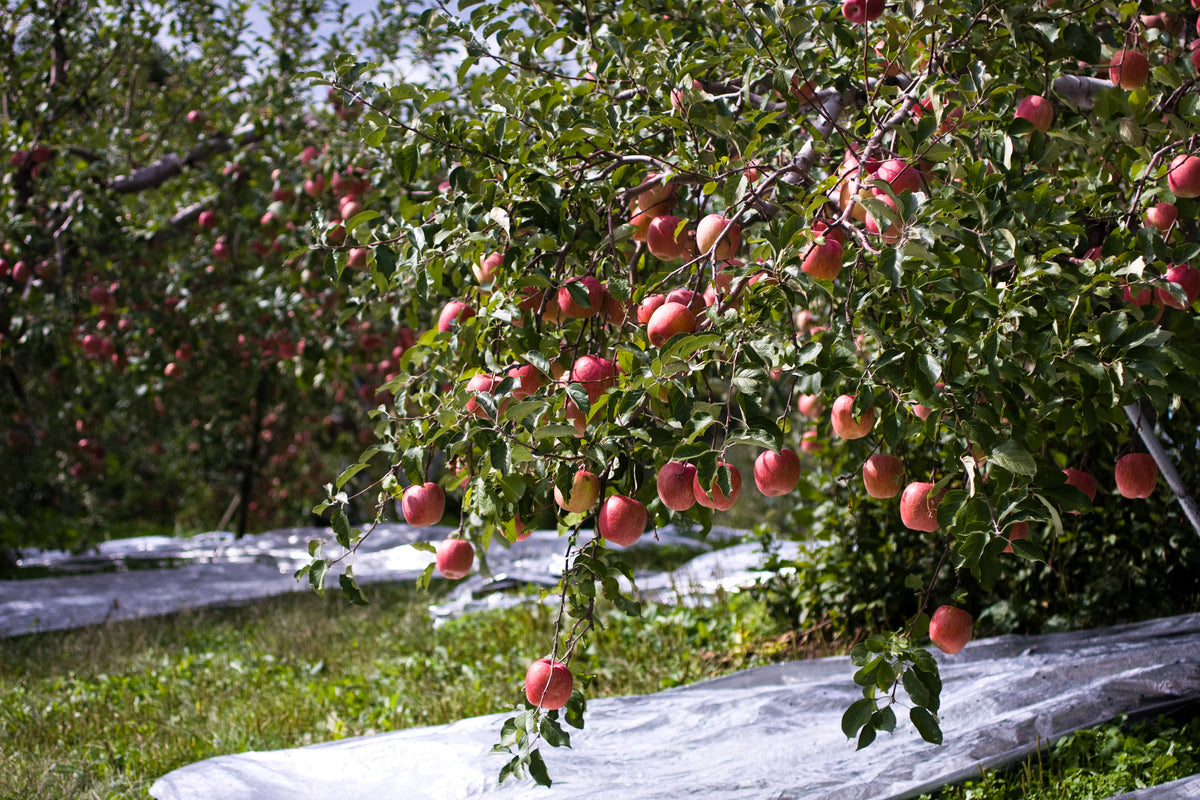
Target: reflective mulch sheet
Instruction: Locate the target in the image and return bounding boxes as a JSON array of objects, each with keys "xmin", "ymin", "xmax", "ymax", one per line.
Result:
[{"xmin": 150, "ymin": 613, "xmax": 1200, "ymax": 800}]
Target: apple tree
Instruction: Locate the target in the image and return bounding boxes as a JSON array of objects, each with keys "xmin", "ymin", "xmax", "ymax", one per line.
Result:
[
  {"xmin": 0, "ymin": 0, "xmax": 447, "ymax": 551},
  {"xmin": 303, "ymin": 0, "xmax": 1200, "ymax": 782}
]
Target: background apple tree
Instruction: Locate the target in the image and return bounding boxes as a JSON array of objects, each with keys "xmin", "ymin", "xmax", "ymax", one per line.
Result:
[
  {"xmin": 0, "ymin": 0, "xmax": 446, "ymax": 551},
  {"xmin": 310, "ymin": 0, "xmax": 1200, "ymax": 780}
]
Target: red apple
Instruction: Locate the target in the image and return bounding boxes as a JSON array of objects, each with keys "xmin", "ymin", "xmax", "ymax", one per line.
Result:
[
  {"xmin": 1158, "ymin": 264, "xmax": 1200, "ymax": 309},
  {"xmin": 693, "ymin": 462, "xmax": 742, "ymax": 510},
  {"xmin": 304, "ymin": 174, "xmax": 326, "ymax": 198},
  {"xmin": 1144, "ymin": 202, "xmax": 1177, "ymax": 234},
  {"xmin": 1115, "ymin": 453, "xmax": 1157, "ymax": 499},
  {"xmin": 646, "ymin": 215, "xmax": 687, "ymax": 261},
  {"xmin": 695, "ymin": 214, "xmax": 741, "ymax": 261},
  {"xmin": 657, "ymin": 461, "xmax": 698, "ymax": 511},
  {"xmin": 1063, "ymin": 467, "xmax": 1098, "ymax": 508},
  {"xmin": 402, "ymin": 482, "xmax": 445, "ymax": 526},
  {"xmin": 865, "ymin": 191, "xmax": 901, "ymax": 243},
  {"xmin": 514, "ymin": 513, "xmax": 532, "ymax": 542},
  {"xmin": 437, "ymin": 300, "xmax": 475, "ymax": 333},
  {"xmin": 830, "ymin": 394, "xmax": 876, "ymax": 439},
  {"xmin": 636, "ymin": 173, "xmax": 676, "ymax": 215},
  {"xmin": 754, "ymin": 449, "xmax": 801, "ymax": 496},
  {"xmin": 1167, "ymin": 154, "xmax": 1200, "ymax": 199},
  {"xmin": 598, "ymin": 494, "xmax": 647, "ymax": 546},
  {"xmin": 555, "ymin": 468, "xmax": 600, "ymax": 513},
  {"xmin": 347, "ymin": 247, "xmax": 369, "ymax": 272},
  {"xmin": 435, "ymin": 538, "xmax": 474, "ymax": 579},
  {"xmin": 198, "ymin": 210, "xmax": 217, "ymax": 229},
  {"xmin": 524, "ymin": 658, "xmax": 573, "ymax": 710},
  {"xmin": 464, "ymin": 373, "xmax": 503, "ymax": 419},
  {"xmin": 841, "ymin": 0, "xmax": 884, "ymax": 24},
  {"xmin": 508, "ymin": 364, "xmax": 543, "ymax": 400},
  {"xmin": 558, "ymin": 276, "xmax": 604, "ymax": 318},
  {"xmin": 862, "ymin": 454, "xmax": 904, "ymax": 498},
  {"xmin": 874, "ymin": 158, "xmax": 922, "ymax": 194},
  {"xmin": 164, "ymin": 362, "xmax": 181, "ymax": 379},
  {"xmin": 797, "ymin": 394, "xmax": 825, "ymax": 418},
  {"xmin": 1003, "ymin": 521, "xmax": 1029, "ymax": 554},
  {"xmin": 570, "ymin": 354, "xmax": 617, "ymax": 404},
  {"xmin": 929, "ymin": 605, "xmax": 973, "ymax": 654},
  {"xmin": 637, "ymin": 294, "xmax": 667, "ymax": 324},
  {"xmin": 1015, "ymin": 95, "xmax": 1053, "ymax": 133},
  {"xmin": 801, "ymin": 231, "xmax": 844, "ymax": 281},
  {"xmin": 665, "ymin": 288, "xmax": 705, "ymax": 313},
  {"xmin": 646, "ymin": 301, "xmax": 697, "ymax": 346},
  {"xmin": 900, "ymin": 481, "xmax": 943, "ymax": 532},
  {"xmin": 1109, "ymin": 50, "xmax": 1149, "ymax": 90},
  {"xmin": 187, "ymin": 110, "xmax": 205, "ymax": 125},
  {"xmin": 475, "ymin": 252, "xmax": 503, "ymax": 284}
]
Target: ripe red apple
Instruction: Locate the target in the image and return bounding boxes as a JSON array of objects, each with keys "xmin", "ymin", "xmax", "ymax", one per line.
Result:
[
  {"xmin": 187, "ymin": 110, "xmax": 205, "ymax": 125},
  {"xmin": 1167, "ymin": 154, "xmax": 1200, "ymax": 198},
  {"xmin": 598, "ymin": 494, "xmax": 647, "ymax": 546},
  {"xmin": 435, "ymin": 538, "xmax": 474, "ymax": 579},
  {"xmin": 474, "ymin": 252, "xmax": 503, "ymax": 284},
  {"xmin": 164, "ymin": 362, "xmax": 182, "ymax": 379},
  {"xmin": 693, "ymin": 462, "xmax": 742, "ymax": 510},
  {"xmin": 695, "ymin": 214, "xmax": 741, "ymax": 261},
  {"xmin": 646, "ymin": 215, "xmax": 687, "ymax": 261},
  {"xmin": 31, "ymin": 145, "xmax": 52, "ymax": 164},
  {"xmin": 657, "ymin": 461, "xmax": 698, "ymax": 511},
  {"xmin": 402, "ymin": 482, "xmax": 445, "ymax": 526},
  {"xmin": 508, "ymin": 364, "xmax": 543, "ymax": 400},
  {"xmin": 347, "ymin": 247, "xmax": 369, "ymax": 272},
  {"xmin": 1109, "ymin": 50, "xmax": 1149, "ymax": 90},
  {"xmin": 865, "ymin": 191, "xmax": 901, "ymax": 243},
  {"xmin": 1003, "ymin": 521, "xmax": 1029, "ymax": 554},
  {"xmin": 636, "ymin": 173, "xmax": 676, "ymax": 215},
  {"xmin": 841, "ymin": 0, "xmax": 884, "ymax": 24},
  {"xmin": 929, "ymin": 605, "xmax": 973, "ymax": 655},
  {"xmin": 198, "ymin": 210, "xmax": 217, "ymax": 228},
  {"xmin": 1144, "ymin": 202, "xmax": 1177, "ymax": 234},
  {"xmin": 81, "ymin": 334, "xmax": 103, "ymax": 356},
  {"xmin": 1062, "ymin": 467, "xmax": 1098, "ymax": 507},
  {"xmin": 754, "ymin": 449, "xmax": 801, "ymax": 497},
  {"xmin": 514, "ymin": 513, "xmax": 532, "ymax": 542},
  {"xmin": 1158, "ymin": 264, "xmax": 1200, "ymax": 309},
  {"xmin": 524, "ymin": 658, "xmax": 573, "ymax": 710},
  {"xmin": 304, "ymin": 174, "xmax": 326, "ymax": 198},
  {"xmin": 646, "ymin": 301, "xmax": 697, "ymax": 346},
  {"xmin": 801, "ymin": 230, "xmax": 844, "ymax": 281},
  {"xmin": 570, "ymin": 354, "xmax": 617, "ymax": 404},
  {"xmin": 1015, "ymin": 95, "xmax": 1053, "ymax": 133},
  {"xmin": 437, "ymin": 299, "xmax": 475, "ymax": 333},
  {"xmin": 900, "ymin": 481, "xmax": 943, "ymax": 532},
  {"xmin": 555, "ymin": 469, "xmax": 601, "ymax": 513},
  {"xmin": 874, "ymin": 158, "xmax": 922, "ymax": 194},
  {"xmin": 665, "ymin": 288, "xmax": 705, "ymax": 313},
  {"xmin": 464, "ymin": 373, "xmax": 503, "ymax": 418},
  {"xmin": 1115, "ymin": 453, "xmax": 1157, "ymax": 499},
  {"xmin": 862, "ymin": 454, "xmax": 904, "ymax": 498},
  {"xmin": 1192, "ymin": 45, "xmax": 1200, "ymax": 74},
  {"xmin": 637, "ymin": 294, "xmax": 667, "ymax": 324},
  {"xmin": 797, "ymin": 394, "xmax": 825, "ymax": 418},
  {"xmin": 175, "ymin": 343, "xmax": 193, "ymax": 362},
  {"xmin": 830, "ymin": 394, "xmax": 875, "ymax": 439},
  {"xmin": 558, "ymin": 276, "xmax": 604, "ymax": 318}
]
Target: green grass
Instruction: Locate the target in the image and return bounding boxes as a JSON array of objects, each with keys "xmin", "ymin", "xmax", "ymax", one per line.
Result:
[
  {"xmin": 921, "ymin": 706, "xmax": 1200, "ymax": 800},
  {"xmin": 0, "ymin": 584, "xmax": 815, "ymax": 800}
]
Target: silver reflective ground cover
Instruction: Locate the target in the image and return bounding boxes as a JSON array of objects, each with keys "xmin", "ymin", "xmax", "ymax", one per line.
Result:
[
  {"xmin": 0, "ymin": 525, "xmax": 751, "ymax": 637},
  {"xmin": 149, "ymin": 613, "xmax": 1200, "ymax": 800}
]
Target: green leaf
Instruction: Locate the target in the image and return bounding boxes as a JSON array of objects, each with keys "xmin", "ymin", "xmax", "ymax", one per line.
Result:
[
  {"xmin": 335, "ymin": 462, "xmax": 369, "ymax": 491},
  {"xmin": 989, "ymin": 441, "xmax": 1037, "ymax": 476},
  {"xmin": 910, "ymin": 707, "xmax": 943, "ymax": 745},
  {"xmin": 902, "ymin": 668, "xmax": 931, "ymax": 707},
  {"xmin": 539, "ymin": 715, "xmax": 571, "ymax": 748},
  {"xmin": 1010, "ymin": 538, "xmax": 1045, "ymax": 563},
  {"xmin": 338, "ymin": 569, "xmax": 369, "ymax": 605},
  {"xmin": 308, "ymin": 559, "xmax": 328, "ymax": 596},
  {"xmin": 856, "ymin": 723, "xmax": 877, "ymax": 750},
  {"xmin": 841, "ymin": 697, "xmax": 875, "ymax": 738},
  {"xmin": 528, "ymin": 749, "xmax": 552, "ymax": 787}
]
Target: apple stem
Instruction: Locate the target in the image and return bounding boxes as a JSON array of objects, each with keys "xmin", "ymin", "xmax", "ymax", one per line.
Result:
[{"xmin": 1124, "ymin": 401, "xmax": 1200, "ymax": 538}]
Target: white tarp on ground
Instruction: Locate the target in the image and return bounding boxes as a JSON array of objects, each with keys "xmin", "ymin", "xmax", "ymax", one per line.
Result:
[
  {"xmin": 149, "ymin": 613, "xmax": 1200, "ymax": 800},
  {"xmin": 0, "ymin": 524, "xmax": 762, "ymax": 637}
]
